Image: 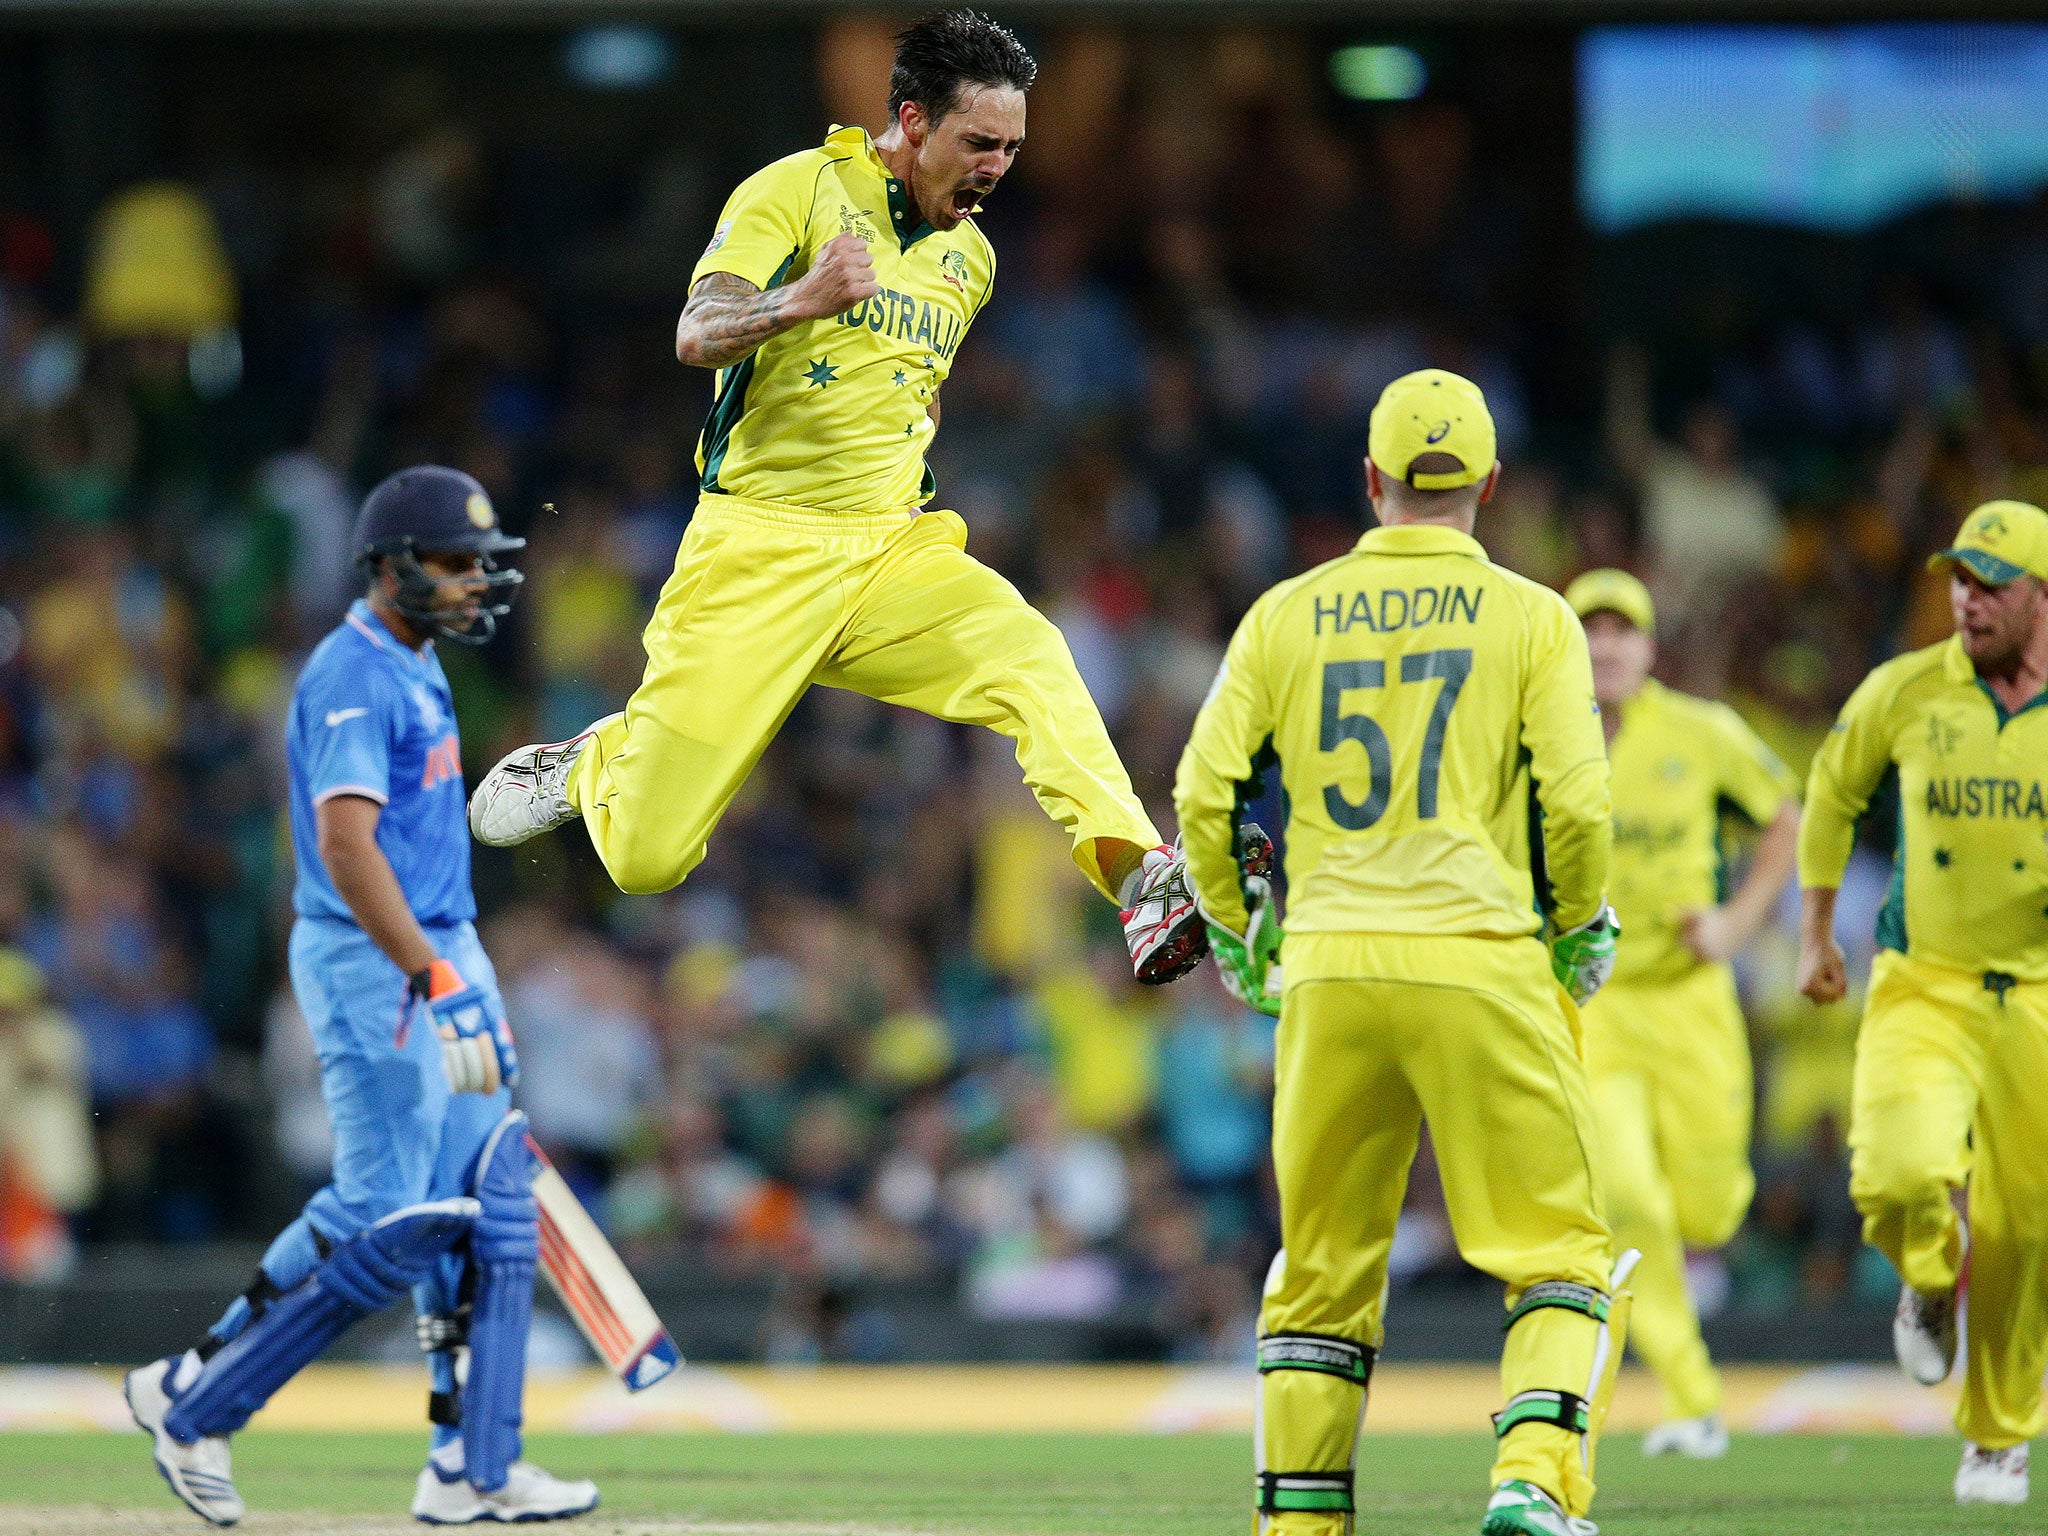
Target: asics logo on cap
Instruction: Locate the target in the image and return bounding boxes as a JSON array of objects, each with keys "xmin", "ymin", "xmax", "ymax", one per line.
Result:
[{"xmin": 1426, "ymin": 420, "xmax": 1452, "ymax": 443}]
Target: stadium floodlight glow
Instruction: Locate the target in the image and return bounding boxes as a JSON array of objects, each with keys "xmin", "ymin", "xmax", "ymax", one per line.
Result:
[
  {"xmin": 1329, "ymin": 45, "xmax": 1427, "ymax": 102},
  {"xmin": 562, "ymin": 25, "xmax": 675, "ymax": 90}
]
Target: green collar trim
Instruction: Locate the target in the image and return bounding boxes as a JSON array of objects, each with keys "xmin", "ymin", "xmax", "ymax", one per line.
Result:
[
  {"xmin": 1952, "ymin": 635, "xmax": 2048, "ymax": 724},
  {"xmin": 1975, "ymin": 677, "xmax": 2048, "ymax": 728},
  {"xmin": 882, "ymin": 172, "xmax": 936, "ymax": 249},
  {"xmin": 828, "ymin": 124, "xmax": 946, "ymax": 249}
]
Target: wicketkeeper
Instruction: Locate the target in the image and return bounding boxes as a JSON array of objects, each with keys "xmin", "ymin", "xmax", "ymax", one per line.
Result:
[
  {"xmin": 1176, "ymin": 371, "xmax": 1635, "ymax": 1536},
  {"xmin": 124, "ymin": 467, "xmax": 598, "ymax": 1526}
]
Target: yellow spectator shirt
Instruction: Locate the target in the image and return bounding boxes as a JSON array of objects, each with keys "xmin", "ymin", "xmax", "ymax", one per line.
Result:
[
  {"xmin": 1175, "ymin": 525, "xmax": 1613, "ymax": 965},
  {"xmin": 691, "ymin": 126, "xmax": 996, "ymax": 514},
  {"xmin": 1802, "ymin": 635, "xmax": 2048, "ymax": 980},
  {"xmin": 1606, "ymin": 680, "xmax": 1799, "ymax": 985}
]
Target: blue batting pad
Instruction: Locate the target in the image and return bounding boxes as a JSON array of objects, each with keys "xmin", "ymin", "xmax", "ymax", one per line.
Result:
[
  {"xmin": 164, "ymin": 1199, "xmax": 476, "ymax": 1442},
  {"xmin": 461, "ymin": 1114, "xmax": 538, "ymax": 1492}
]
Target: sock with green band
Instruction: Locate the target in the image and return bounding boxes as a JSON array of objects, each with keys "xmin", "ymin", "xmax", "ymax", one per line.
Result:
[
  {"xmin": 1255, "ymin": 1331, "xmax": 1375, "ymax": 1535},
  {"xmin": 1493, "ymin": 1286, "xmax": 1605, "ymax": 1517}
]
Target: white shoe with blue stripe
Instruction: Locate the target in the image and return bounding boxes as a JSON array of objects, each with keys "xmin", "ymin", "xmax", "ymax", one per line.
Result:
[
  {"xmin": 413, "ymin": 1458, "xmax": 601, "ymax": 1524},
  {"xmin": 125, "ymin": 1354, "xmax": 245, "ymax": 1526}
]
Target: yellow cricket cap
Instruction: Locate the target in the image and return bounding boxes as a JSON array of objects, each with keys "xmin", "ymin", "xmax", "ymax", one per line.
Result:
[
  {"xmin": 1928, "ymin": 500, "xmax": 2048, "ymax": 586},
  {"xmin": 1565, "ymin": 568, "xmax": 1656, "ymax": 634},
  {"xmin": 1368, "ymin": 369, "xmax": 1498, "ymax": 491}
]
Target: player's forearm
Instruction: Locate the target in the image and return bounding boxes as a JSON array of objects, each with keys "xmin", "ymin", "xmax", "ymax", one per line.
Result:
[
  {"xmin": 1537, "ymin": 761, "xmax": 1613, "ymax": 932},
  {"xmin": 1798, "ymin": 884, "xmax": 1839, "ymax": 946},
  {"xmin": 1174, "ymin": 755, "xmax": 1251, "ymax": 935},
  {"xmin": 321, "ymin": 826, "xmax": 439, "ymax": 977},
  {"xmin": 1723, "ymin": 800, "xmax": 1800, "ymax": 948},
  {"xmin": 674, "ymin": 273, "xmax": 805, "ymax": 370},
  {"xmin": 1183, "ymin": 819, "xmax": 1249, "ymax": 934},
  {"xmin": 1795, "ymin": 783, "xmax": 1859, "ymax": 891}
]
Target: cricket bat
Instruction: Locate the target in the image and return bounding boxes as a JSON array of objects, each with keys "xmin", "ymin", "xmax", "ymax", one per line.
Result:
[{"xmin": 527, "ymin": 1134, "xmax": 682, "ymax": 1391}]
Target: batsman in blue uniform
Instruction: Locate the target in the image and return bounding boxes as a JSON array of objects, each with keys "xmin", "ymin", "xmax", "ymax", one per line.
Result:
[{"xmin": 125, "ymin": 466, "xmax": 600, "ymax": 1526}]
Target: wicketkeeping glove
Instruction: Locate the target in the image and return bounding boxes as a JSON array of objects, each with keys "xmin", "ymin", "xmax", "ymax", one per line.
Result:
[
  {"xmin": 1548, "ymin": 903, "xmax": 1621, "ymax": 1004},
  {"xmin": 1206, "ymin": 875, "xmax": 1284, "ymax": 1017},
  {"xmin": 411, "ymin": 958, "xmax": 519, "ymax": 1094}
]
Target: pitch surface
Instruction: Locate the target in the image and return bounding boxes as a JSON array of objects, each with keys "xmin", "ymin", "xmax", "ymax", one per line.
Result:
[{"xmin": 0, "ymin": 1431, "xmax": 2032, "ymax": 1534}]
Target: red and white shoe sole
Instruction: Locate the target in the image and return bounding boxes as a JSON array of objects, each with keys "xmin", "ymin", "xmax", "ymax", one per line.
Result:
[{"xmin": 1127, "ymin": 824, "xmax": 1276, "ymax": 986}]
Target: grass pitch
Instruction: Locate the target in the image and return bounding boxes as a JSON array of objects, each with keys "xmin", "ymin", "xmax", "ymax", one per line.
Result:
[{"xmin": 0, "ymin": 1430, "xmax": 2034, "ymax": 1535}]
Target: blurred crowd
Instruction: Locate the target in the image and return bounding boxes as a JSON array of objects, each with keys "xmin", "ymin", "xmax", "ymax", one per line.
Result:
[{"xmin": 0, "ymin": 22, "xmax": 2044, "ymax": 1357}]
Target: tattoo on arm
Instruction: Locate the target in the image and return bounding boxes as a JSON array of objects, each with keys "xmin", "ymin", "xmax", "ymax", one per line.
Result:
[{"xmin": 676, "ymin": 272, "xmax": 799, "ymax": 370}]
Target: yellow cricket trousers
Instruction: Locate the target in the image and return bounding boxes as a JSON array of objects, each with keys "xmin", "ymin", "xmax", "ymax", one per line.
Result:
[
  {"xmin": 1581, "ymin": 964, "xmax": 1754, "ymax": 1420},
  {"xmin": 1258, "ymin": 933, "xmax": 1617, "ymax": 1529},
  {"xmin": 1850, "ymin": 949, "xmax": 2048, "ymax": 1449},
  {"xmin": 566, "ymin": 493, "xmax": 1159, "ymax": 899}
]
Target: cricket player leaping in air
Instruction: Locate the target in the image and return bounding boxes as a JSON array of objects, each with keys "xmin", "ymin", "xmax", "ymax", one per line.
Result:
[
  {"xmin": 470, "ymin": 10, "xmax": 1263, "ymax": 977},
  {"xmin": 125, "ymin": 468, "xmax": 598, "ymax": 1526},
  {"xmin": 1176, "ymin": 371, "xmax": 1635, "ymax": 1536}
]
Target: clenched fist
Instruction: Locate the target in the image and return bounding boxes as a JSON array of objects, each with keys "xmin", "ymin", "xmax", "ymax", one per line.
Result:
[
  {"xmin": 1797, "ymin": 934, "xmax": 1848, "ymax": 1005},
  {"xmin": 788, "ymin": 232, "xmax": 880, "ymax": 320}
]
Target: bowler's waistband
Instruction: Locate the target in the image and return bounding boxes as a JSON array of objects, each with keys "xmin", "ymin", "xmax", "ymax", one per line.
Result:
[{"xmin": 694, "ymin": 491, "xmax": 927, "ymax": 534}]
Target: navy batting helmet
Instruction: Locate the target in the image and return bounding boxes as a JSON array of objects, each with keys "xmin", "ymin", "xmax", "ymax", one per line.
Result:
[{"xmin": 352, "ymin": 466, "xmax": 525, "ymax": 645}]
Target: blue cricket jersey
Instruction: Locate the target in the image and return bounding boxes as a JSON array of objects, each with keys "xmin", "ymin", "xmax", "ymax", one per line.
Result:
[{"xmin": 287, "ymin": 600, "xmax": 475, "ymax": 926}]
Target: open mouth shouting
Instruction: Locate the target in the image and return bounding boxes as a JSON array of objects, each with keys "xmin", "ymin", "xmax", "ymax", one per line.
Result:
[{"xmin": 948, "ymin": 182, "xmax": 994, "ymax": 220}]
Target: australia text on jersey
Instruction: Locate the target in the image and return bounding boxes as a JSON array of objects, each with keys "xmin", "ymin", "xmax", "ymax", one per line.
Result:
[
  {"xmin": 832, "ymin": 286, "xmax": 967, "ymax": 359},
  {"xmin": 1923, "ymin": 776, "xmax": 2047, "ymax": 818}
]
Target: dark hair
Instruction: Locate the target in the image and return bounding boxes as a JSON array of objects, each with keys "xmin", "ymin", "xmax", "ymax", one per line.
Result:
[{"xmin": 888, "ymin": 10, "xmax": 1036, "ymax": 123}]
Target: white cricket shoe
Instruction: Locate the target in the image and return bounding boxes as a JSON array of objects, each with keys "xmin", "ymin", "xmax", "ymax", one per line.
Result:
[
  {"xmin": 1642, "ymin": 1412, "xmax": 1730, "ymax": 1459},
  {"xmin": 413, "ymin": 1459, "xmax": 601, "ymax": 1523},
  {"xmin": 468, "ymin": 715, "xmax": 616, "ymax": 847},
  {"xmin": 1955, "ymin": 1442, "xmax": 2029, "ymax": 1505},
  {"xmin": 125, "ymin": 1355, "xmax": 245, "ymax": 1526},
  {"xmin": 1121, "ymin": 824, "xmax": 1272, "ymax": 985},
  {"xmin": 1894, "ymin": 1284, "xmax": 1958, "ymax": 1386}
]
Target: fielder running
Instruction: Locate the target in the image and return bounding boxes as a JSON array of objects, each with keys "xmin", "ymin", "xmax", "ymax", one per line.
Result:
[
  {"xmin": 1177, "ymin": 369, "xmax": 1633, "ymax": 1536},
  {"xmin": 1799, "ymin": 499, "xmax": 2048, "ymax": 1507},
  {"xmin": 470, "ymin": 11, "xmax": 1235, "ymax": 982},
  {"xmin": 125, "ymin": 468, "xmax": 597, "ymax": 1526},
  {"xmin": 1567, "ymin": 569, "xmax": 1799, "ymax": 1459}
]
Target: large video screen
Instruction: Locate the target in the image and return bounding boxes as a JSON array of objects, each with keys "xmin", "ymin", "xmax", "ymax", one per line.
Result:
[{"xmin": 1581, "ymin": 24, "xmax": 2048, "ymax": 232}]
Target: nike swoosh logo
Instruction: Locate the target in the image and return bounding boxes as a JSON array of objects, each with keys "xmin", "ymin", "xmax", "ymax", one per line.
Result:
[{"xmin": 325, "ymin": 707, "xmax": 369, "ymax": 727}]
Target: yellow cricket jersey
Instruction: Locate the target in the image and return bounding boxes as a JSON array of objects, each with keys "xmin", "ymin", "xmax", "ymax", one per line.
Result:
[
  {"xmin": 1802, "ymin": 635, "xmax": 2048, "ymax": 981},
  {"xmin": 689, "ymin": 127, "xmax": 996, "ymax": 515},
  {"xmin": 1174, "ymin": 525, "xmax": 1613, "ymax": 961},
  {"xmin": 1606, "ymin": 680, "xmax": 1799, "ymax": 985}
]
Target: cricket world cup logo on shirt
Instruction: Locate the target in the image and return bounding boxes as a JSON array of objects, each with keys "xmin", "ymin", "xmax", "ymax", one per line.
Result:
[{"xmin": 838, "ymin": 205, "xmax": 880, "ymax": 243}]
